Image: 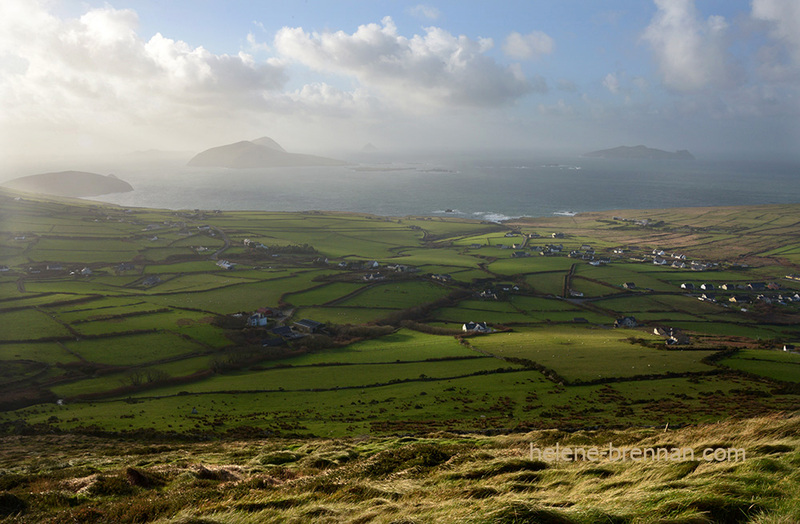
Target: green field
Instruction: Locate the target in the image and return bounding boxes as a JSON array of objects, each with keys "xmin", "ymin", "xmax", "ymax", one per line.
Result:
[
  {"xmin": 719, "ymin": 349, "xmax": 800, "ymax": 382},
  {"xmin": 468, "ymin": 328, "xmax": 718, "ymax": 382},
  {"xmin": 0, "ymin": 188, "xmax": 799, "ymax": 444}
]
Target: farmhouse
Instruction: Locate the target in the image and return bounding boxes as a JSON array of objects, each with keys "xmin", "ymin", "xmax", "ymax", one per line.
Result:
[
  {"xmin": 614, "ymin": 316, "xmax": 638, "ymax": 328},
  {"xmin": 622, "ymin": 282, "xmax": 636, "ymax": 289},
  {"xmin": 552, "ymin": 232, "xmax": 565, "ymax": 238},
  {"xmin": 672, "ymin": 261, "xmax": 686, "ymax": 269},
  {"xmin": 699, "ymin": 293, "xmax": 716, "ymax": 302},
  {"xmin": 747, "ymin": 282, "xmax": 766, "ymax": 291},
  {"xmin": 294, "ymin": 319, "xmax": 323, "ymax": 333},
  {"xmin": 462, "ymin": 321, "xmax": 490, "ymax": 333},
  {"xmin": 431, "ymin": 273, "xmax": 452, "ymax": 282},
  {"xmin": 512, "ymin": 251, "xmax": 530, "ymax": 258},
  {"xmin": 784, "ymin": 344, "xmax": 797, "ymax": 352},
  {"xmin": 142, "ymin": 276, "xmax": 161, "ymax": 287},
  {"xmin": 653, "ymin": 257, "xmax": 668, "ymax": 265},
  {"xmin": 700, "ymin": 283, "xmax": 715, "ymax": 291},
  {"xmin": 247, "ymin": 313, "xmax": 269, "ymax": 327},
  {"xmin": 80, "ymin": 267, "xmax": 93, "ymax": 276},
  {"xmin": 681, "ymin": 283, "xmax": 695, "ymax": 290},
  {"xmin": 729, "ymin": 295, "xmax": 751, "ymax": 304}
]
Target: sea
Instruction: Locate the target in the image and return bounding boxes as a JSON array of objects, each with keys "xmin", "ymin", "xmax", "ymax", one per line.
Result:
[{"xmin": 85, "ymin": 153, "xmax": 800, "ymax": 221}]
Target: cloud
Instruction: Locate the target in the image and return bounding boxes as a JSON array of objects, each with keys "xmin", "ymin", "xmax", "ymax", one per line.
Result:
[
  {"xmin": 502, "ymin": 31, "xmax": 554, "ymax": 60},
  {"xmin": 602, "ymin": 73, "xmax": 621, "ymax": 94},
  {"xmin": 0, "ymin": 1, "xmax": 288, "ymax": 152},
  {"xmin": 274, "ymin": 17, "xmax": 535, "ymax": 107},
  {"xmin": 557, "ymin": 79, "xmax": 577, "ymax": 92},
  {"xmin": 642, "ymin": 0, "xmax": 734, "ymax": 92},
  {"xmin": 0, "ymin": 2, "xmax": 286, "ymax": 115},
  {"xmin": 751, "ymin": 0, "xmax": 800, "ymax": 80},
  {"xmin": 538, "ymin": 99, "xmax": 575, "ymax": 117},
  {"xmin": 408, "ymin": 4, "xmax": 440, "ymax": 20}
]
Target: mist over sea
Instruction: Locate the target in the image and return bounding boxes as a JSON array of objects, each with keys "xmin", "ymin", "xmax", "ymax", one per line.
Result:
[{"xmin": 86, "ymin": 154, "xmax": 800, "ymax": 220}]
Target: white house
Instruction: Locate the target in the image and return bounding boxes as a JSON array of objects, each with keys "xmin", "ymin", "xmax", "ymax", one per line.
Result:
[{"xmin": 462, "ymin": 321, "xmax": 490, "ymax": 333}]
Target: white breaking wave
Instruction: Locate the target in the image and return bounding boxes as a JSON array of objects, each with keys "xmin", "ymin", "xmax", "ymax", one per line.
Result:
[{"xmin": 472, "ymin": 211, "xmax": 520, "ymax": 223}]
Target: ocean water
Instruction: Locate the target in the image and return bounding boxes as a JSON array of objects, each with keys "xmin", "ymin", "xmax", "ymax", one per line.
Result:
[{"xmin": 88, "ymin": 155, "xmax": 800, "ymax": 220}]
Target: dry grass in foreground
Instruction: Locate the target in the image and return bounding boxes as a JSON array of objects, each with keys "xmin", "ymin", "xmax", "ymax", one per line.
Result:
[{"xmin": 0, "ymin": 413, "xmax": 798, "ymax": 523}]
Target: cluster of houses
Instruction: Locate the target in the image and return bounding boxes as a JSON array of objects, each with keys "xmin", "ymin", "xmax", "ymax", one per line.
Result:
[
  {"xmin": 240, "ymin": 307, "xmax": 324, "ymax": 346},
  {"xmin": 612, "ymin": 216, "xmax": 650, "ymax": 226},
  {"xmin": 650, "ymin": 249, "xmax": 714, "ymax": 271},
  {"xmin": 477, "ymin": 282, "xmax": 520, "ymax": 300},
  {"xmin": 680, "ymin": 281, "xmax": 798, "ymax": 307},
  {"xmin": 19, "ymin": 264, "xmax": 94, "ymax": 276}
]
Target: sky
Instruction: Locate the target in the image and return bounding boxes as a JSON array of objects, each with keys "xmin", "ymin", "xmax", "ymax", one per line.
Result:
[{"xmin": 1, "ymin": 0, "xmax": 799, "ymax": 163}]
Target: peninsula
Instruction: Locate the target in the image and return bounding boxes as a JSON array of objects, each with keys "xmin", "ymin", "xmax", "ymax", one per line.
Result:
[
  {"xmin": 584, "ymin": 145, "xmax": 695, "ymax": 160},
  {"xmin": 187, "ymin": 137, "xmax": 348, "ymax": 168},
  {"xmin": 1, "ymin": 171, "xmax": 133, "ymax": 197}
]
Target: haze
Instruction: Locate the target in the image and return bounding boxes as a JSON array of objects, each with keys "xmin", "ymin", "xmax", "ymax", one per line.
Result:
[{"xmin": 1, "ymin": 0, "xmax": 800, "ymax": 172}]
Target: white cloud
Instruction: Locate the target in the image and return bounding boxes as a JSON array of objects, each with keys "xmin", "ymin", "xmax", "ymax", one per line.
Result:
[
  {"xmin": 274, "ymin": 17, "xmax": 534, "ymax": 108},
  {"xmin": 502, "ymin": 31, "xmax": 554, "ymax": 60},
  {"xmin": 751, "ymin": 0, "xmax": 800, "ymax": 80},
  {"xmin": 603, "ymin": 73, "xmax": 621, "ymax": 94},
  {"xmin": 642, "ymin": 0, "xmax": 734, "ymax": 92},
  {"xmin": 408, "ymin": 4, "xmax": 440, "ymax": 20},
  {"xmin": 752, "ymin": 0, "xmax": 800, "ymax": 56},
  {"xmin": 0, "ymin": 1, "xmax": 288, "ymax": 153}
]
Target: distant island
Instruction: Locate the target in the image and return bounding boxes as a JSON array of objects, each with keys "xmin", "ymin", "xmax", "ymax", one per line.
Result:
[
  {"xmin": 187, "ymin": 137, "xmax": 348, "ymax": 168},
  {"xmin": 584, "ymin": 145, "xmax": 695, "ymax": 160},
  {"xmin": 1, "ymin": 171, "xmax": 133, "ymax": 197}
]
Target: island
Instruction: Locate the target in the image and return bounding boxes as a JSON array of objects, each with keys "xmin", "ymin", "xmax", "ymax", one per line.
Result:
[
  {"xmin": 187, "ymin": 137, "xmax": 348, "ymax": 168},
  {"xmin": 584, "ymin": 145, "xmax": 695, "ymax": 160},
  {"xmin": 1, "ymin": 171, "xmax": 133, "ymax": 197}
]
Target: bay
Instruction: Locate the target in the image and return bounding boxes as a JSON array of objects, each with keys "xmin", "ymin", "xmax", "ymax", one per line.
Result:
[{"xmin": 87, "ymin": 154, "xmax": 800, "ymax": 220}]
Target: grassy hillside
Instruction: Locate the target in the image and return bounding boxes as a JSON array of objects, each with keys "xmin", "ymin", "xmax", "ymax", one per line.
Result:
[{"xmin": 0, "ymin": 414, "xmax": 797, "ymax": 523}]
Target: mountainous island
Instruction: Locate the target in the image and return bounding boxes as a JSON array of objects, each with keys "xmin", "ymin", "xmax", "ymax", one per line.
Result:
[
  {"xmin": 1, "ymin": 171, "xmax": 133, "ymax": 197},
  {"xmin": 584, "ymin": 145, "xmax": 695, "ymax": 160},
  {"xmin": 187, "ymin": 137, "xmax": 348, "ymax": 168}
]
